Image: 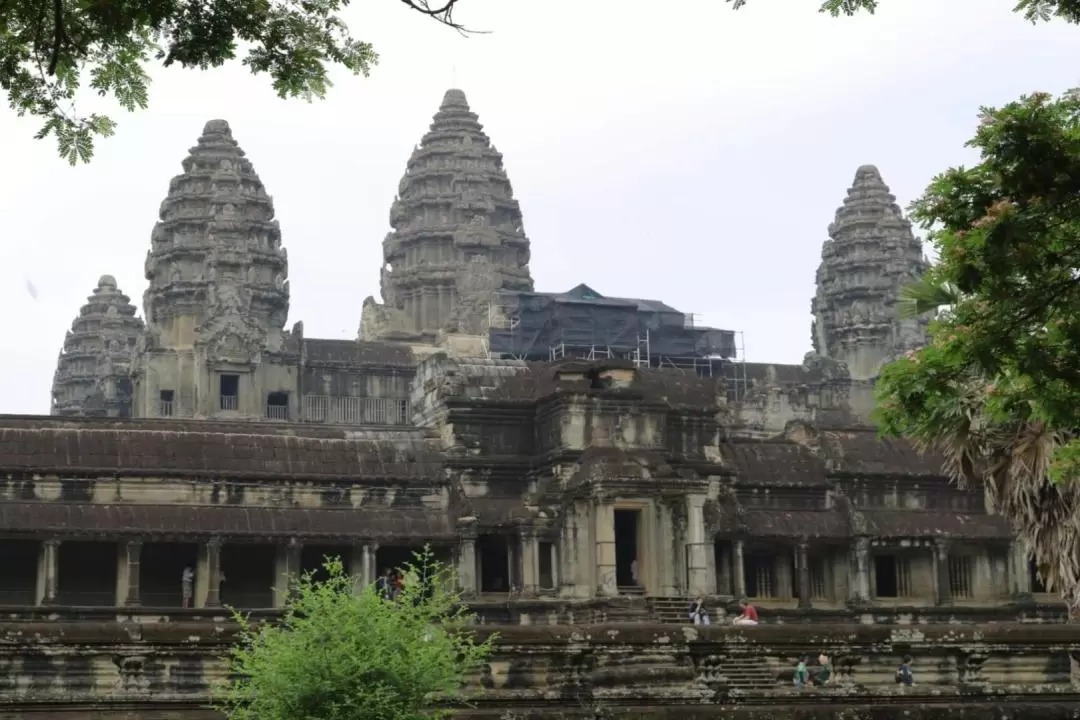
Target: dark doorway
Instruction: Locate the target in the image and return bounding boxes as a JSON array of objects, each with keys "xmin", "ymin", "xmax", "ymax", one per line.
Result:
[
  {"xmin": 874, "ymin": 555, "xmax": 899, "ymax": 597},
  {"xmin": 57, "ymin": 541, "xmax": 117, "ymax": 606},
  {"xmin": 614, "ymin": 509, "xmax": 640, "ymax": 588},
  {"xmin": 539, "ymin": 541, "xmax": 554, "ymax": 590},
  {"xmin": 376, "ymin": 545, "xmax": 423, "ymax": 576},
  {"xmin": 301, "ymin": 545, "xmax": 348, "ymax": 584},
  {"xmin": 478, "ymin": 534, "xmax": 510, "ymax": 592},
  {"xmin": 744, "ymin": 552, "xmax": 775, "ymax": 598},
  {"xmin": 0, "ymin": 540, "xmax": 38, "ymax": 604},
  {"xmin": 1029, "ymin": 558, "xmax": 1048, "ymax": 593},
  {"xmin": 142, "ymin": 542, "xmax": 198, "ymax": 606},
  {"xmin": 219, "ymin": 373, "xmax": 239, "ymax": 411},
  {"xmin": 220, "ymin": 544, "xmax": 275, "ymax": 608}
]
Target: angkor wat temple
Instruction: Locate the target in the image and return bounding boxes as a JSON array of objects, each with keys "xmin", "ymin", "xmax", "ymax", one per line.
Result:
[{"xmin": 2, "ymin": 90, "xmax": 1076, "ymax": 719}]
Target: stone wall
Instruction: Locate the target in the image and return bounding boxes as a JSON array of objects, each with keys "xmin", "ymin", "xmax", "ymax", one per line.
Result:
[{"xmin": 1, "ymin": 622, "xmax": 1078, "ymax": 719}]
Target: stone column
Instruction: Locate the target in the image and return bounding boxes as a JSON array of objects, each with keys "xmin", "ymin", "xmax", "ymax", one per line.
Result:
[
  {"xmin": 123, "ymin": 539, "xmax": 143, "ymax": 606},
  {"xmin": 851, "ymin": 538, "xmax": 870, "ymax": 603},
  {"xmin": 205, "ymin": 538, "xmax": 222, "ymax": 608},
  {"xmin": 349, "ymin": 543, "xmax": 376, "ymax": 593},
  {"xmin": 457, "ymin": 534, "xmax": 478, "ymax": 597},
  {"xmin": 521, "ymin": 529, "xmax": 540, "ymax": 595},
  {"xmin": 934, "ymin": 538, "xmax": 952, "ymax": 606},
  {"xmin": 1010, "ymin": 540, "xmax": 1033, "ymax": 598},
  {"xmin": 685, "ymin": 494, "xmax": 711, "ymax": 597},
  {"xmin": 797, "ymin": 540, "xmax": 812, "ymax": 610},
  {"xmin": 274, "ymin": 538, "xmax": 302, "ymax": 608},
  {"xmin": 732, "ymin": 538, "xmax": 747, "ymax": 599},
  {"xmin": 37, "ymin": 538, "xmax": 60, "ymax": 605},
  {"xmin": 594, "ymin": 500, "xmax": 618, "ymax": 597}
]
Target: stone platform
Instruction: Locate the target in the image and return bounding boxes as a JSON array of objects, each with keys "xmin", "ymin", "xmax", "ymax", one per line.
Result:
[{"xmin": 1, "ymin": 620, "xmax": 1078, "ymax": 719}]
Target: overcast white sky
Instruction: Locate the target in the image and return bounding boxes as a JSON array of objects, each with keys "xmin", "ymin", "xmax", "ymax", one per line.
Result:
[{"xmin": 1, "ymin": 0, "xmax": 1078, "ymax": 415}]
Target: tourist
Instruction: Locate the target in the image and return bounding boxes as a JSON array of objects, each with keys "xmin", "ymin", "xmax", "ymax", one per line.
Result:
[
  {"xmin": 793, "ymin": 655, "xmax": 810, "ymax": 688},
  {"xmin": 376, "ymin": 569, "xmax": 394, "ymax": 600},
  {"xmin": 630, "ymin": 559, "xmax": 639, "ymax": 586},
  {"xmin": 181, "ymin": 565, "xmax": 194, "ymax": 608},
  {"xmin": 732, "ymin": 598, "xmax": 759, "ymax": 626},
  {"xmin": 814, "ymin": 653, "xmax": 832, "ymax": 686},
  {"xmin": 688, "ymin": 597, "xmax": 711, "ymax": 625},
  {"xmin": 895, "ymin": 655, "xmax": 914, "ymax": 687}
]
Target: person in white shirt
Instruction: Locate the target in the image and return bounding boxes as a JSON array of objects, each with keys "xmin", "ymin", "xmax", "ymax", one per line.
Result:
[{"xmin": 181, "ymin": 566, "xmax": 194, "ymax": 608}]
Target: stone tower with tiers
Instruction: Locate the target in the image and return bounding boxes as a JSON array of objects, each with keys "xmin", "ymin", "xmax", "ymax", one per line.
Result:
[
  {"xmin": 51, "ymin": 275, "xmax": 144, "ymax": 417},
  {"xmin": 361, "ymin": 89, "xmax": 533, "ymax": 342},
  {"xmin": 132, "ymin": 119, "xmax": 295, "ymax": 419},
  {"xmin": 811, "ymin": 165, "xmax": 930, "ymax": 382}
]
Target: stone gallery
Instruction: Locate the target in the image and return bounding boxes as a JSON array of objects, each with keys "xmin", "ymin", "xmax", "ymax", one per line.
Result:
[{"xmin": 2, "ymin": 89, "xmax": 1077, "ymax": 719}]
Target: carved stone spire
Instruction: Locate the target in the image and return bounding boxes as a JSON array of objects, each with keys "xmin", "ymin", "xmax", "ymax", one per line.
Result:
[
  {"xmin": 142, "ymin": 119, "xmax": 289, "ymax": 353},
  {"xmin": 811, "ymin": 165, "xmax": 929, "ymax": 381},
  {"xmin": 362, "ymin": 89, "xmax": 533, "ymax": 340},
  {"xmin": 51, "ymin": 275, "xmax": 144, "ymax": 417}
]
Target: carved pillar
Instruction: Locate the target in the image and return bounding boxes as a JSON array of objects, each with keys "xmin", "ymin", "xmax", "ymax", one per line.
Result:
[
  {"xmin": 797, "ymin": 540, "xmax": 812, "ymax": 610},
  {"xmin": 685, "ymin": 494, "xmax": 711, "ymax": 597},
  {"xmin": 205, "ymin": 537, "xmax": 222, "ymax": 608},
  {"xmin": 521, "ymin": 528, "xmax": 540, "ymax": 595},
  {"xmin": 851, "ymin": 538, "xmax": 870, "ymax": 603},
  {"xmin": 349, "ymin": 543, "xmax": 377, "ymax": 592},
  {"xmin": 457, "ymin": 523, "xmax": 478, "ymax": 597},
  {"xmin": 1010, "ymin": 540, "xmax": 1033, "ymax": 598},
  {"xmin": 37, "ymin": 538, "xmax": 60, "ymax": 605},
  {"xmin": 594, "ymin": 500, "xmax": 618, "ymax": 597},
  {"xmin": 274, "ymin": 538, "xmax": 302, "ymax": 608},
  {"xmin": 733, "ymin": 538, "xmax": 747, "ymax": 599},
  {"xmin": 934, "ymin": 538, "xmax": 952, "ymax": 606},
  {"xmin": 123, "ymin": 539, "xmax": 143, "ymax": 606}
]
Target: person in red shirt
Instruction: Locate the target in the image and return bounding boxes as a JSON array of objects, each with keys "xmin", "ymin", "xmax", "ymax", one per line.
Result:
[{"xmin": 732, "ymin": 598, "xmax": 759, "ymax": 626}]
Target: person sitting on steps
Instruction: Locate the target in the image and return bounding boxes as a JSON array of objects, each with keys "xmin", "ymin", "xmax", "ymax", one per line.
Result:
[
  {"xmin": 688, "ymin": 597, "xmax": 711, "ymax": 625},
  {"xmin": 732, "ymin": 597, "xmax": 759, "ymax": 626}
]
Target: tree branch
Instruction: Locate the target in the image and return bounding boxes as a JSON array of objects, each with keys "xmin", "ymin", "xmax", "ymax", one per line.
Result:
[
  {"xmin": 47, "ymin": 0, "xmax": 63, "ymax": 75},
  {"xmin": 398, "ymin": 0, "xmax": 484, "ymax": 35}
]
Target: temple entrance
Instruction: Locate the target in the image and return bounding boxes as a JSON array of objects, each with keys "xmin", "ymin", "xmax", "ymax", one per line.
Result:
[
  {"xmin": 478, "ymin": 534, "xmax": 510, "ymax": 592},
  {"xmin": 376, "ymin": 545, "xmax": 422, "ymax": 576},
  {"xmin": 56, "ymin": 541, "xmax": 117, "ymax": 606},
  {"xmin": 0, "ymin": 540, "xmax": 38, "ymax": 605},
  {"xmin": 141, "ymin": 542, "xmax": 198, "ymax": 607},
  {"xmin": 614, "ymin": 509, "xmax": 641, "ymax": 590},
  {"xmin": 301, "ymin": 544, "xmax": 348, "ymax": 584},
  {"xmin": 220, "ymin": 544, "xmax": 275, "ymax": 608}
]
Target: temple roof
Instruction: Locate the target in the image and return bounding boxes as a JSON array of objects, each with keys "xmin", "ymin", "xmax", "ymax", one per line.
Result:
[
  {"xmin": 143, "ymin": 118, "xmax": 289, "ymax": 334},
  {"xmin": 50, "ymin": 275, "xmax": 144, "ymax": 417},
  {"xmin": 0, "ymin": 423, "xmax": 442, "ymax": 479},
  {"xmin": 379, "ymin": 88, "xmax": 533, "ymax": 335}
]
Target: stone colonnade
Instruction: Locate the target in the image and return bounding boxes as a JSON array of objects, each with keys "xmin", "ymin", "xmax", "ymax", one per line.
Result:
[{"xmin": 32, "ymin": 537, "xmax": 383, "ymax": 608}]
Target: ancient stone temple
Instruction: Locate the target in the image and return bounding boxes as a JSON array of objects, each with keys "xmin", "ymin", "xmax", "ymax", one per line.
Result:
[
  {"xmin": 361, "ymin": 88, "xmax": 534, "ymax": 342},
  {"xmin": 50, "ymin": 274, "xmax": 144, "ymax": 417},
  {"xmin": 7, "ymin": 93, "xmax": 1073, "ymax": 719},
  {"xmin": 133, "ymin": 119, "xmax": 293, "ymax": 420},
  {"xmin": 811, "ymin": 164, "xmax": 930, "ymax": 381}
]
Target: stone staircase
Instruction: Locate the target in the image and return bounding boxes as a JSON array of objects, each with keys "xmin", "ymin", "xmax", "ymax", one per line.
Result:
[
  {"xmin": 601, "ymin": 594, "xmax": 650, "ymax": 623},
  {"xmin": 648, "ymin": 596, "xmax": 692, "ymax": 624},
  {"xmin": 702, "ymin": 655, "xmax": 778, "ymax": 692}
]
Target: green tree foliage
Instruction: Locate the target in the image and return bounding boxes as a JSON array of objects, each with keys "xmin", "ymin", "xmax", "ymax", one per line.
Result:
[
  {"xmin": 872, "ymin": 89, "xmax": 1080, "ymax": 607},
  {"xmin": 0, "ymin": 0, "xmax": 465, "ymax": 164},
  {"xmin": 217, "ymin": 549, "xmax": 494, "ymax": 720},
  {"xmin": 727, "ymin": 0, "xmax": 1080, "ymax": 23}
]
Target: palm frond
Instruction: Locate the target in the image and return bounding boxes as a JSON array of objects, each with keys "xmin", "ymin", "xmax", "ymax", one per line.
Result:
[{"xmin": 897, "ymin": 276, "xmax": 961, "ymax": 319}]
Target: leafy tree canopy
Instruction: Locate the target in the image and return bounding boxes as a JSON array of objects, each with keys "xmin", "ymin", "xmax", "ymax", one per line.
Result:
[
  {"xmin": 872, "ymin": 89, "xmax": 1080, "ymax": 607},
  {"xmin": 0, "ymin": 0, "xmax": 465, "ymax": 164},
  {"xmin": 218, "ymin": 549, "xmax": 494, "ymax": 720},
  {"xmin": 727, "ymin": 0, "xmax": 1080, "ymax": 23}
]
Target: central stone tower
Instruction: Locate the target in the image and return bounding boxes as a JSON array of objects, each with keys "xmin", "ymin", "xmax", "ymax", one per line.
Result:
[
  {"xmin": 811, "ymin": 165, "xmax": 929, "ymax": 381},
  {"xmin": 361, "ymin": 89, "xmax": 533, "ymax": 342},
  {"xmin": 132, "ymin": 119, "xmax": 292, "ymax": 418}
]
